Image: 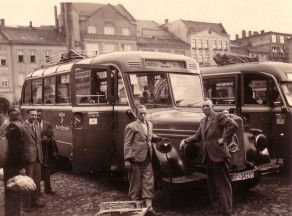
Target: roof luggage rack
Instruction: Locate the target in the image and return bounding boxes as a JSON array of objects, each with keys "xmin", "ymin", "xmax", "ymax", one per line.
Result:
[{"xmin": 213, "ymin": 53, "xmax": 259, "ymax": 66}]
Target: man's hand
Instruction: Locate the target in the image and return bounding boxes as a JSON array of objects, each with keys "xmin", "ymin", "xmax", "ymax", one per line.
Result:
[
  {"xmin": 218, "ymin": 138, "xmax": 224, "ymax": 145},
  {"xmin": 19, "ymin": 168, "xmax": 26, "ymax": 176},
  {"xmin": 124, "ymin": 160, "xmax": 131, "ymax": 170},
  {"xmin": 179, "ymin": 139, "xmax": 185, "ymax": 151},
  {"xmin": 42, "ymin": 135, "xmax": 49, "ymax": 143}
]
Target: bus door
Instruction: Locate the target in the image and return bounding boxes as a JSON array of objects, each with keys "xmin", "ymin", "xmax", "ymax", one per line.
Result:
[
  {"xmin": 111, "ymin": 69, "xmax": 134, "ymax": 171},
  {"xmin": 71, "ymin": 64, "xmax": 114, "ymax": 173},
  {"xmin": 241, "ymin": 72, "xmax": 272, "ymax": 139},
  {"xmin": 270, "ymin": 80, "xmax": 288, "ymax": 159}
]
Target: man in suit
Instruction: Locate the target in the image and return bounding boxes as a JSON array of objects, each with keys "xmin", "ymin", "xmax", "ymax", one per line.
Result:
[
  {"xmin": 180, "ymin": 99, "xmax": 238, "ymax": 216},
  {"xmin": 36, "ymin": 109, "xmax": 58, "ymax": 195},
  {"xmin": 124, "ymin": 105, "xmax": 161, "ymax": 215},
  {"xmin": 22, "ymin": 109, "xmax": 45, "ymax": 211},
  {"xmin": 4, "ymin": 108, "xmax": 25, "ymax": 216}
]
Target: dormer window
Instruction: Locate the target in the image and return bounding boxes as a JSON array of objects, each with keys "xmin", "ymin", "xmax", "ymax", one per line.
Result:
[
  {"xmin": 104, "ymin": 22, "xmax": 115, "ymax": 35},
  {"xmin": 88, "ymin": 25, "xmax": 97, "ymax": 34}
]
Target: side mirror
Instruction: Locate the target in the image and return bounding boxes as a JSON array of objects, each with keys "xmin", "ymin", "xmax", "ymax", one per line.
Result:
[
  {"xmin": 281, "ymin": 106, "xmax": 289, "ymax": 113},
  {"xmin": 125, "ymin": 109, "xmax": 136, "ymax": 120}
]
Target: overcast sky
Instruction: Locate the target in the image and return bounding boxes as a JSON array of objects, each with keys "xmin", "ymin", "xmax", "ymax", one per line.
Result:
[{"xmin": 1, "ymin": 0, "xmax": 291, "ymax": 39}]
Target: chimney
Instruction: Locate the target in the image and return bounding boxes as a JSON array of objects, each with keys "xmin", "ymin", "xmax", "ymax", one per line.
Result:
[
  {"xmin": 242, "ymin": 30, "xmax": 246, "ymax": 38},
  {"xmin": 248, "ymin": 31, "xmax": 252, "ymax": 36},
  {"xmin": 0, "ymin": 19, "xmax": 5, "ymax": 26},
  {"xmin": 29, "ymin": 21, "xmax": 32, "ymax": 27},
  {"xmin": 165, "ymin": 19, "xmax": 169, "ymax": 24},
  {"xmin": 54, "ymin": 6, "xmax": 59, "ymax": 30},
  {"xmin": 253, "ymin": 31, "xmax": 258, "ymax": 35},
  {"xmin": 235, "ymin": 34, "xmax": 239, "ymax": 40},
  {"xmin": 261, "ymin": 30, "xmax": 265, "ymax": 34}
]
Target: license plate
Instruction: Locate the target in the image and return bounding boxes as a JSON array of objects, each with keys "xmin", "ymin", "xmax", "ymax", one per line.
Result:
[{"xmin": 231, "ymin": 170, "xmax": 254, "ymax": 181}]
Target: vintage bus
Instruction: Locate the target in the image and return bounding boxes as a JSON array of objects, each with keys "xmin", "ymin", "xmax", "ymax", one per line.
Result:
[
  {"xmin": 201, "ymin": 61, "xmax": 292, "ymax": 172},
  {"xmin": 20, "ymin": 51, "xmax": 275, "ymax": 188}
]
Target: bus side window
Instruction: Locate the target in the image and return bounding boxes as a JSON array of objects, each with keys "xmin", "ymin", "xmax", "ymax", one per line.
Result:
[
  {"xmin": 23, "ymin": 81, "xmax": 32, "ymax": 104},
  {"xmin": 56, "ymin": 74, "xmax": 71, "ymax": 104},
  {"xmin": 44, "ymin": 77, "xmax": 56, "ymax": 104},
  {"xmin": 244, "ymin": 75, "xmax": 268, "ymax": 105},
  {"xmin": 117, "ymin": 71, "xmax": 128, "ymax": 105},
  {"xmin": 32, "ymin": 79, "xmax": 43, "ymax": 104}
]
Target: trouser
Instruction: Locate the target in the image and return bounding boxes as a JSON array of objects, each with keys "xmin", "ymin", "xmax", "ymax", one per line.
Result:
[
  {"xmin": 206, "ymin": 155, "xmax": 232, "ymax": 215},
  {"xmin": 127, "ymin": 154, "xmax": 155, "ymax": 201},
  {"xmin": 4, "ymin": 167, "xmax": 22, "ymax": 216},
  {"xmin": 23, "ymin": 161, "xmax": 41, "ymax": 208},
  {"xmin": 42, "ymin": 166, "xmax": 52, "ymax": 192}
]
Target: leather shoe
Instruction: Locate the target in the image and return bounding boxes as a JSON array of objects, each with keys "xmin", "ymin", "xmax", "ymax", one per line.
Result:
[
  {"xmin": 145, "ymin": 207, "xmax": 160, "ymax": 216},
  {"xmin": 45, "ymin": 190, "xmax": 56, "ymax": 195},
  {"xmin": 32, "ymin": 200, "xmax": 46, "ymax": 208}
]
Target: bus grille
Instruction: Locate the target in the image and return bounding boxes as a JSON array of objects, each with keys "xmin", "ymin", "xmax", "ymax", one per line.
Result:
[{"xmin": 128, "ymin": 61, "xmax": 142, "ymax": 67}]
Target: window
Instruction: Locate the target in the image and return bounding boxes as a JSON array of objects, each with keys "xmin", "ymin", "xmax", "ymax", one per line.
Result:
[
  {"xmin": 32, "ymin": 79, "xmax": 42, "ymax": 104},
  {"xmin": 56, "ymin": 74, "xmax": 71, "ymax": 104},
  {"xmin": 204, "ymin": 53, "xmax": 210, "ymax": 64},
  {"xmin": 117, "ymin": 71, "xmax": 128, "ymax": 105},
  {"xmin": 44, "ymin": 77, "xmax": 55, "ymax": 104},
  {"xmin": 223, "ymin": 41, "xmax": 228, "ymax": 50},
  {"xmin": 203, "ymin": 77, "xmax": 236, "ymax": 105},
  {"xmin": 0, "ymin": 76, "xmax": 8, "ymax": 87},
  {"xmin": 88, "ymin": 25, "xmax": 97, "ymax": 34},
  {"xmin": 271, "ymin": 35, "xmax": 277, "ymax": 43},
  {"xmin": 85, "ymin": 43, "xmax": 100, "ymax": 56},
  {"xmin": 122, "ymin": 27, "xmax": 130, "ymax": 36},
  {"xmin": 217, "ymin": 41, "xmax": 222, "ymax": 50},
  {"xmin": 75, "ymin": 69, "xmax": 108, "ymax": 104},
  {"xmin": 197, "ymin": 39, "xmax": 202, "ymax": 49},
  {"xmin": 104, "ymin": 24, "xmax": 115, "ymax": 35},
  {"xmin": 191, "ymin": 39, "xmax": 196, "ymax": 48},
  {"xmin": 17, "ymin": 50, "xmax": 24, "ymax": 63},
  {"xmin": 23, "ymin": 81, "xmax": 32, "ymax": 104},
  {"xmin": 122, "ymin": 44, "xmax": 134, "ymax": 51},
  {"xmin": 18, "ymin": 74, "xmax": 25, "ymax": 86},
  {"xmin": 103, "ymin": 43, "xmax": 117, "ymax": 52},
  {"xmin": 203, "ymin": 40, "xmax": 208, "ymax": 49},
  {"xmin": 129, "ymin": 73, "xmax": 171, "ymax": 108},
  {"xmin": 45, "ymin": 51, "xmax": 51, "ymax": 63},
  {"xmin": 30, "ymin": 50, "xmax": 36, "ymax": 63},
  {"xmin": 198, "ymin": 53, "xmax": 203, "ymax": 63},
  {"xmin": 212, "ymin": 40, "xmax": 217, "ymax": 49},
  {"xmin": 0, "ymin": 57, "xmax": 6, "ymax": 66},
  {"xmin": 244, "ymin": 74, "xmax": 268, "ymax": 105},
  {"xmin": 280, "ymin": 36, "xmax": 285, "ymax": 44}
]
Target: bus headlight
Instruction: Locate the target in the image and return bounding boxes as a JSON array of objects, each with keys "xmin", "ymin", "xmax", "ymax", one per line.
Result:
[{"xmin": 254, "ymin": 134, "xmax": 268, "ymax": 152}]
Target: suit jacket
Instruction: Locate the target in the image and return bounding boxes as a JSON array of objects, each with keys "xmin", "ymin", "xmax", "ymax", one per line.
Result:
[
  {"xmin": 185, "ymin": 111, "xmax": 238, "ymax": 163},
  {"xmin": 21, "ymin": 121, "xmax": 43, "ymax": 164},
  {"xmin": 124, "ymin": 119, "xmax": 159, "ymax": 163},
  {"xmin": 5, "ymin": 122, "xmax": 25, "ymax": 169},
  {"xmin": 41, "ymin": 120, "xmax": 58, "ymax": 166}
]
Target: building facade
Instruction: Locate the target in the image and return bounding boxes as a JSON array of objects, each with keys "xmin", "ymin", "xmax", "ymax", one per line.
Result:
[
  {"xmin": 288, "ymin": 38, "xmax": 292, "ymax": 63},
  {"xmin": 0, "ymin": 20, "xmax": 66, "ymax": 104},
  {"xmin": 136, "ymin": 20, "xmax": 190, "ymax": 55},
  {"xmin": 162, "ymin": 19, "xmax": 230, "ymax": 66},
  {"xmin": 58, "ymin": 2, "xmax": 137, "ymax": 56},
  {"xmin": 233, "ymin": 30, "xmax": 292, "ymax": 62}
]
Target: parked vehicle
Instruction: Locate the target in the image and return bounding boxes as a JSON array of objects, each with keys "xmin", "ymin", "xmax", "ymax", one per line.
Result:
[
  {"xmin": 201, "ymin": 61, "xmax": 292, "ymax": 173},
  {"xmin": 20, "ymin": 51, "xmax": 273, "ymax": 189}
]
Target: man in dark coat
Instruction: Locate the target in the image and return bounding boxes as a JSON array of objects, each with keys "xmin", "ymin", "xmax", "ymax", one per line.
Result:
[
  {"xmin": 36, "ymin": 109, "xmax": 58, "ymax": 194},
  {"xmin": 180, "ymin": 100, "xmax": 238, "ymax": 216},
  {"xmin": 21, "ymin": 109, "xmax": 45, "ymax": 211}
]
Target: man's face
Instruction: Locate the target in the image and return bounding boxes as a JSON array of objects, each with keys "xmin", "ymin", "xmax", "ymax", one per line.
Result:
[
  {"xmin": 137, "ymin": 107, "xmax": 147, "ymax": 122},
  {"xmin": 36, "ymin": 112, "xmax": 43, "ymax": 123},
  {"xmin": 27, "ymin": 110, "xmax": 37, "ymax": 123},
  {"xmin": 201, "ymin": 101, "xmax": 213, "ymax": 116}
]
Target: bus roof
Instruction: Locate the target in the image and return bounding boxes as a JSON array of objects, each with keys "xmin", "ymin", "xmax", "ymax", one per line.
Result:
[
  {"xmin": 201, "ymin": 61, "xmax": 292, "ymax": 82},
  {"xmin": 26, "ymin": 51, "xmax": 200, "ymax": 79}
]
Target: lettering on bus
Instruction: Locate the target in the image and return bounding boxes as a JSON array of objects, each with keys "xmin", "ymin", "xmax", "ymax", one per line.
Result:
[
  {"xmin": 55, "ymin": 124, "xmax": 70, "ymax": 131},
  {"xmin": 58, "ymin": 112, "xmax": 65, "ymax": 123}
]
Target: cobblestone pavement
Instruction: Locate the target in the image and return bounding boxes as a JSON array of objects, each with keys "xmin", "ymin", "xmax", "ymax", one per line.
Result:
[{"xmin": 0, "ymin": 171, "xmax": 291, "ymax": 216}]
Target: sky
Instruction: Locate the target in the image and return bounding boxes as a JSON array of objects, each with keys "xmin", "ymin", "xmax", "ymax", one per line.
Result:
[{"xmin": 0, "ymin": 0, "xmax": 291, "ymax": 39}]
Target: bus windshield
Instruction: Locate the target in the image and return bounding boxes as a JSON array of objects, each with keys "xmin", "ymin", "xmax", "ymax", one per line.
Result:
[
  {"xmin": 281, "ymin": 83, "xmax": 292, "ymax": 106},
  {"xmin": 128, "ymin": 72, "xmax": 203, "ymax": 108}
]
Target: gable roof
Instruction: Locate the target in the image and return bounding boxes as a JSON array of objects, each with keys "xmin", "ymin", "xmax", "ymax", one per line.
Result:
[
  {"xmin": 71, "ymin": 3, "xmax": 136, "ymax": 24},
  {"xmin": 0, "ymin": 26, "xmax": 66, "ymax": 45},
  {"xmin": 181, "ymin": 19, "xmax": 229, "ymax": 36},
  {"xmin": 136, "ymin": 20, "xmax": 189, "ymax": 48}
]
